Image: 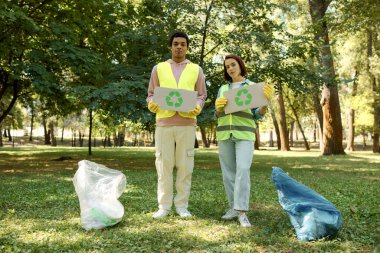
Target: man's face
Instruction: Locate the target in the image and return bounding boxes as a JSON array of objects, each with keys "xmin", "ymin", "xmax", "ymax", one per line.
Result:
[{"xmin": 171, "ymin": 37, "xmax": 188, "ymax": 60}]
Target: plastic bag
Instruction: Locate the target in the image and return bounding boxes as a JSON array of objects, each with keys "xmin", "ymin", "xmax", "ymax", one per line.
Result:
[
  {"xmin": 73, "ymin": 160, "xmax": 126, "ymax": 230},
  {"xmin": 271, "ymin": 167, "xmax": 342, "ymax": 241}
]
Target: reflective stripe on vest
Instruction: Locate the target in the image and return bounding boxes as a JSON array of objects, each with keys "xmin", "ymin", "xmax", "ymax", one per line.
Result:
[
  {"xmin": 216, "ymin": 83, "xmax": 256, "ymax": 141},
  {"xmin": 156, "ymin": 62, "xmax": 199, "ymax": 119}
]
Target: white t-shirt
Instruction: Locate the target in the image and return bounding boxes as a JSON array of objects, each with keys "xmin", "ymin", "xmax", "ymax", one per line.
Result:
[{"xmin": 231, "ymin": 81, "xmax": 244, "ymax": 89}]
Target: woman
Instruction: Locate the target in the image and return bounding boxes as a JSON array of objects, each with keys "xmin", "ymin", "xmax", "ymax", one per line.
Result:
[{"xmin": 215, "ymin": 54, "xmax": 273, "ymax": 227}]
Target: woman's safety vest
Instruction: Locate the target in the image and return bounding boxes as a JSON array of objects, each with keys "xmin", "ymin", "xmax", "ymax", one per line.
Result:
[
  {"xmin": 156, "ymin": 62, "xmax": 199, "ymax": 119},
  {"xmin": 216, "ymin": 82, "xmax": 257, "ymax": 141}
]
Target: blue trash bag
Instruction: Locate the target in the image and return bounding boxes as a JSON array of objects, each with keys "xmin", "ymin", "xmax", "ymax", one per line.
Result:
[{"xmin": 271, "ymin": 167, "xmax": 343, "ymax": 241}]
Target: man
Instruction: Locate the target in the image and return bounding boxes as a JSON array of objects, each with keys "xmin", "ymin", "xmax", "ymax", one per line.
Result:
[{"xmin": 146, "ymin": 31, "xmax": 207, "ymax": 218}]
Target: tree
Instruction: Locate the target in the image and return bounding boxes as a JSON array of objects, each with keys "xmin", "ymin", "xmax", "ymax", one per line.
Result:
[
  {"xmin": 335, "ymin": 36, "xmax": 362, "ymax": 152},
  {"xmin": 308, "ymin": 0, "xmax": 345, "ymax": 155},
  {"xmin": 332, "ymin": 0, "xmax": 380, "ymax": 153}
]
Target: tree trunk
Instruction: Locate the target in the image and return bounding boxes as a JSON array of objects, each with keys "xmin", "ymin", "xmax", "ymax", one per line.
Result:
[
  {"xmin": 42, "ymin": 115, "xmax": 51, "ymax": 145},
  {"xmin": 7, "ymin": 128, "xmax": 11, "ymax": 141},
  {"xmin": 297, "ymin": 120, "xmax": 310, "ymax": 151},
  {"xmin": 0, "ymin": 80, "xmax": 20, "ymax": 125},
  {"xmin": 117, "ymin": 126, "xmax": 126, "ymax": 147},
  {"xmin": 107, "ymin": 135, "xmax": 112, "ymax": 147},
  {"xmin": 79, "ymin": 131, "xmax": 84, "ymax": 147},
  {"xmin": 49, "ymin": 121, "xmax": 56, "ymax": 146},
  {"xmin": 254, "ymin": 125, "xmax": 260, "ymax": 150},
  {"xmin": 346, "ymin": 109, "xmax": 355, "ymax": 151},
  {"xmin": 289, "ymin": 121, "xmax": 294, "ymax": 147},
  {"xmin": 88, "ymin": 109, "xmax": 92, "ymax": 155},
  {"xmin": 269, "ymin": 130, "xmax": 274, "ymax": 147},
  {"xmin": 0, "ymin": 124, "xmax": 3, "ymax": 147},
  {"xmin": 199, "ymin": 125, "xmax": 209, "ymax": 148},
  {"xmin": 151, "ymin": 131, "xmax": 155, "ymax": 146},
  {"xmin": 312, "ymin": 92, "xmax": 323, "ymax": 135},
  {"xmin": 308, "ymin": 0, "xmax": 345, "ymax": 155},
  {"xmin": 312, "ymin": 93, "xmax": 323, "ymax": 151},
  {"xmin": 61, "ymin": 126, "xmax": 64, "ymax": 142},
  {"xmin": 268, "ymin": 102, "xmax": 281, "ymax": 149},
  {"xmin": 212, "ymin": 124, "xmax": 217, "ymax": 145},
  {"xmin": 367, "ymin": 30, "xmax": 380, "ymax": 153},
  {"xmin": 320, "ymin": 87, "xmax": 345, "ymax": 154},
  {"xmin": 11, "ymin": 126, "xmax": 14, "ymax": 148},
  {"xmin": 72, "ymin": 130, "xmax": 76, "ymax": 147},
  {"xmin": 29, "ymin": 106, "xmax": 34, "ymax": 142},
  {"xmin": 194, "ymin": 137, "xmax": 199, "ymax": 148},
  {"xmin": 346, "ymin": 71, "xmax": 358, "ymax": 152},
  {"xmin": 285, "ymin": 96, "xmax": 310, "ymax": 151},
  {"xmin": 277, "ymin": 83, "xmax": 290, "ymax": 151}
]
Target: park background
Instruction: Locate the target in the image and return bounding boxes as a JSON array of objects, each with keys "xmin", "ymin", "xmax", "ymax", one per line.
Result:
[{"xmin": 1, "ymin": 0, "xmax": 379, "ymax": 252}]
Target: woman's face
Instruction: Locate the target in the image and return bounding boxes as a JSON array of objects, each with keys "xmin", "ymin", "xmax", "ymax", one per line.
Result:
[{"xmin": 224, "ymin": 58, "xmax": 242, "ymax": 80}]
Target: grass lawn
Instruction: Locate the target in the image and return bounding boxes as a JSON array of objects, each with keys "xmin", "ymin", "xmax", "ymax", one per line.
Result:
[{"xmin": 0, "ymin": 146, "xmax": 379, "ymax": 252}]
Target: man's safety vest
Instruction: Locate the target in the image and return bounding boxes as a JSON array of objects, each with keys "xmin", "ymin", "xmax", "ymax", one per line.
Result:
[
  {"xmin": 216, "ymin": 82, "xmax": 257, "ymax": 141},
  {"xmin": 156, "ymin": 61, "xmax": 199, "ymax": 119}
]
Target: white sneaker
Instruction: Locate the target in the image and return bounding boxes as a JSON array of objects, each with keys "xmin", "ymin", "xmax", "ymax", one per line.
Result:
[
  {"xmin": 221, "ymin": 209, "xmax": 239, "ymax": 220},
  {"xmin": 238, "ymin": 213, "xmax": 251, "ymax": 227},
  {"xmin": 152, "ymin": 209, "xmax": 170, "ymax": 219},
  {"xmin": 176, "ymin": 207, "xmax": 192, "ymax": 217}
]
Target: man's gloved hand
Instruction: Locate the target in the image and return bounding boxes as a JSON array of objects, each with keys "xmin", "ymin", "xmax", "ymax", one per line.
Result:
[
  {"xmin": 263, "ymin": 84, "xmax": 274, "ymax": 100},
  {"xmin": 148, "ymin": 100, "xmax": 159, "ymax": 113},
  {"xmin": 215, "ymin": 97, "xmax": 228, "ymax": 112},
  {"xmin": 188, "ymin": 104, "xmax": 201, "ymax": 117}
]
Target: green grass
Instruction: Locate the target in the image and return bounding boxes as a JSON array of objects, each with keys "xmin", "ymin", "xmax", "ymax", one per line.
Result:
[{"xmin": 0, "ymin": 146, "xmax": 379, "ymax": 252}]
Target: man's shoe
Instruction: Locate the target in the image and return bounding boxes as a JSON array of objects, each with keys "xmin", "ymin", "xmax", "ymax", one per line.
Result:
[
  {"xmin": 238, "ymin": 213, "xmax": 251, "ymax": 227},
  {"xmin": 221, "ymin": 209, "xmax": 239, "ymax": 220},
  {"xmin": 176, "ymin": 207, "xmax": 192, "ymax": 218},
  {"xmin": 152, "ymin": 209, "xmax": 170, "ymax": 219}
]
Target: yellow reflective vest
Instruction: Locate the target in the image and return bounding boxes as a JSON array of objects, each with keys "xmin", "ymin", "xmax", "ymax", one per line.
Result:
[
  {"xmin": 156, "ymin": 61, "xmax": 199, "ymax": 119},
  {"xmin": 216, "ymin": 82, "xmax": 257, "ymax": 141}
]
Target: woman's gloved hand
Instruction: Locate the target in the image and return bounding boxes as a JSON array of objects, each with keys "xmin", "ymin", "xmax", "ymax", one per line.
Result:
[
  {"xmin": 215, "ymin": 97, "xmax": 228, "ymax": 112},
  {"xmin": 148, "ymin": 100, "xmax": 159, "ymax": 113},
  {"xmin": 263, "ymin": 84, "xmax": 274, "ymax": 100}
]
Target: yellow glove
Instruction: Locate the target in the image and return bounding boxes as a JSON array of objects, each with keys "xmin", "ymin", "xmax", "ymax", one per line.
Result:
[
  {"xmin": 148, "ymin": 100, "xmax": 159, "ymax": 113},
  {"xmin": 188, "ymin": 104, "xmax": 201, "ymax": 117},
  {"xmin": 215, "ymin": 97, "xmax": 228, "ymax": 112},
  {"xmin": 263, "ymin": 84, "xmax": 274, "ymax": 100}
]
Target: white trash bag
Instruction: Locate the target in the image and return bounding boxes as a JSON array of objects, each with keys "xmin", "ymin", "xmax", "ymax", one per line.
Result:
[{"xmin": 73, "ymin": 160, "xmax": 126, "ymax": 230}]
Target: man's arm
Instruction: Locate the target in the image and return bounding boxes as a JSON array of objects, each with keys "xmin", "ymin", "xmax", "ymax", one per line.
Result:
[
  {"xmin": 146, "ymin": 65, "xmax": 159, "ymax": 103},
  {"xmin": 195, "ymin": 67, "xmax": 207, "ymax": 108}
]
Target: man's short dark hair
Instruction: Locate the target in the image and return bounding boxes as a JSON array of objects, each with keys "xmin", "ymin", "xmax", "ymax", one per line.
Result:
[{"xmin": 169, "ymin": 31, "xmax": 190, "ymax": 47}]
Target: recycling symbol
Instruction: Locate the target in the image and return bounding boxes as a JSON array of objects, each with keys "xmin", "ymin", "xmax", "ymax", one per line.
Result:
[
  {"xmin": 234, "ymin": 88, "xmax": 252, "ymax": 107},
  {"xmin": 165, "ymin": 91, "xmax": 183, "ymax": 108}
]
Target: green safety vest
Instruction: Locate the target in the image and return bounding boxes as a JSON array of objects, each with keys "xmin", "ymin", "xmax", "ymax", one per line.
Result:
[
  {"xmin": 216, "ymin": 82, "xmax": 257, "ymax": 141},
  {"xmin": 156, "ymin": 61, "xmax": 199, "ymax": 119}
]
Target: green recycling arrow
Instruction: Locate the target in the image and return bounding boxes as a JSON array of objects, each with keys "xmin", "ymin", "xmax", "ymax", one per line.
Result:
[
  {"xmin": 165, "ymin": 91, "xmax": 184, "ymax": 108},
  {"xmin": 234, "ymin": 88, "xmax": 252, "ymax": 107}
]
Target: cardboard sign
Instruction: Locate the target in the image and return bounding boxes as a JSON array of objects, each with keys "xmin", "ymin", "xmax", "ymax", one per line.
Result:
[
  {"xmin": 154, "ymin": 87, "xmax": 197, "ymax": 112},
  {"xmin": 223, "ymin": 82, "xmax": 268, "ymax": 114}
]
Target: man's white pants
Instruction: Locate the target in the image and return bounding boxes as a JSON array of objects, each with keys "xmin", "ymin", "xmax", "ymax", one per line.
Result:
[{"xmin": 155, "ymin": 126, "xmax": 196, "ymax": 210}]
